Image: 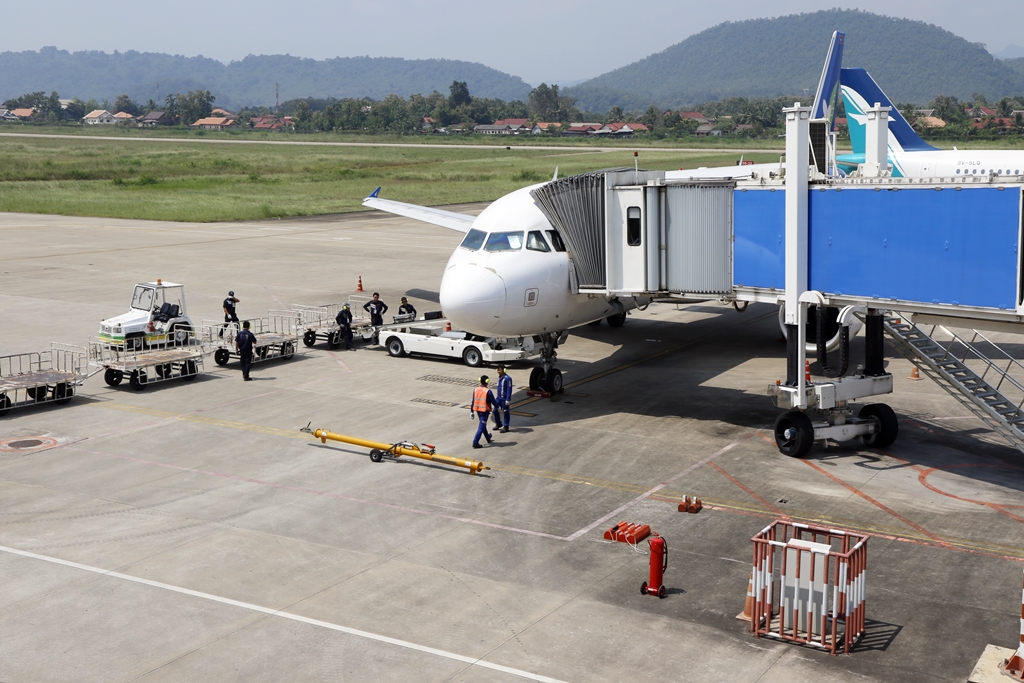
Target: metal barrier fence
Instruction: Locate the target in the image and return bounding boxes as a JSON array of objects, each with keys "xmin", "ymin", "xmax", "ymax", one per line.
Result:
[{"xmin": 750, "ymin": 520, "xmax": 867, "ymax": 655}]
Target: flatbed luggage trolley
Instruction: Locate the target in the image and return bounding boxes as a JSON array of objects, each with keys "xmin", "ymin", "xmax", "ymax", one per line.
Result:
[
  {"xmin": 0, "ymin": 343, "xmax": 88, "ymax": 416},
  {"xmin": 90, "ymin": 330, "xmax": 212, "ymax": 391},
  {"xmin": 207, "ymin": 311, "xmax": 299, "ymax": 367},
  {"xmin": 293, "ymin": 295, "xmax": 378, "ymax": 348}
]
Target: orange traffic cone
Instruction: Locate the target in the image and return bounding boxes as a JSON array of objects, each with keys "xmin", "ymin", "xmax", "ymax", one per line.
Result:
[
  {"xmin": 805, "ymin": 359, "xmax": 811, "ymax": 382},
  {"xmin": 445, "ymin": 321, "xmax": 451, "ymax": 332},
  {"xmin": 356, "ymin": 276, "xmax": 364, "ymax": 292},
  {"xmin": 736, "ymin": 570, "xmax": 755, "ymax": 621},
  {"xmin": 909, "ymin": 366, "xmax": 922, "ymax": 380}
]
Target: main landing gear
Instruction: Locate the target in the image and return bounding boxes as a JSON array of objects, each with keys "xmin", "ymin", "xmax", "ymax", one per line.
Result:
[{"xmin": 528, "ymin": 331, "xmax": 565, "ymax": 394}]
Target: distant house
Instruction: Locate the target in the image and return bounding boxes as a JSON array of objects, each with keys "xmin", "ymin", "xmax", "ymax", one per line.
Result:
[
  {"xmin": 422, "ymin": 116, "xmax": 436, "ymax": 130},
  {"xmin": 695, "ymin": 123, "xmax": 720, "ymax": 137},
  {"xmin": 140, "ymin": 111, "xmax": 173, "ymax": 126},
  {"xmin": 531, "ymin": 122, "xmax": 559, "ymax": 135},
  {"xmin": 916, "ymin": 116, "xmax": 946, "ymax": 129},
  {"xmin": 564, "ymin": 123, "xmax": 602, "ymax": 136},
  {"xmin": 834, "ymin": 116, "xmax": 848, "ymax": 128},
  {"xmin": 474, "ymin": 123, "xmax": 515, "ymax": 135},
  {"xmin": 678, "ymin": 111, "xmax": 709, "ymax": 124},
  {"xmin": 593, "ymin": 122, "xmax": 649, "ymax": 138},
  {"xmin": 493, "ymin": 118, "xmax": 529, "ymax": 133},
  {"xmin": 251, "ymin": 115, "xmax": 282, "ymax": 130},
  {"xmin": 113, "ymin": 111, "xmax": 135, "ymax": 125},
  {"xmin": 83, "ymin": 109, "xmax": 116, "ymax": 125},
  {"xmin": 210, "ymin": 108, "xmax": 238, "ymax": 121},
  {"xmin": 189, "ymin": 116, "xmax": 237, "ymax": 131},
  {"xmin": 733, "ymin": 123, "xmax": 754, "ymax": 134},
  {"xmin": 11, "ymin": 108, "xmax": 36, "ymax": 120},
  {"xmin": 967, "ymin": 106, "xmax": 997, "ymax": 117},
  {"xmin": 971, "ymin": 117, "xmax": 1015, "ymax": 130}
]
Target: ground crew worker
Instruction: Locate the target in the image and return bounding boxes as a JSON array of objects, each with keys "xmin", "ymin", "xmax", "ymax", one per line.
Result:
[
  {"xmin": 221, "ymin": 290, "xmax": 240, "ymax": 338},
  {"xmin": 335, "ymin": 303, "xmax": 354, "ymax": 350},
  {"xmin": 471, "ymin": 375, "xmax": 496, "ymax": 449},
  {"xmin": 492, "ymin": 365, "xmax": 513, "ymax": 432},
  {"xmin": 235, "ymin": 320, "xmax": 257, "ymax": 381},
  {"xmin": 398, "ymin": 297, "xmax": 416, "ymax": 318},
  {"xmin": 363, "ymin": 292, "xmax": 388, "ymax": 326}
]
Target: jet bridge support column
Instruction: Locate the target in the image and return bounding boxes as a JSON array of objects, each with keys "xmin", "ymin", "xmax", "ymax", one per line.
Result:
[{"xmin": 784, "ymin": 104, "xmax": 811, "ymax": 395}]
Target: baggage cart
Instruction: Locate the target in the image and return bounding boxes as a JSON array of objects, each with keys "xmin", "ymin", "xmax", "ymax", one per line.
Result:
[{"xmin": 0, "ymin": 343, "xmax": 88, "ymax": 416}]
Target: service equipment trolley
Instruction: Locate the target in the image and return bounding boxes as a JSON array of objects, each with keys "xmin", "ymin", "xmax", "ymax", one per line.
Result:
[{"xmin": 0, "ymin": 343, "xmax": 88, "ymax": 416}]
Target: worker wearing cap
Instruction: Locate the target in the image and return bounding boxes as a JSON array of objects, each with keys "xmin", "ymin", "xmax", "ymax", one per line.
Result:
[
  {"xmin": 235, "ymin": 320, "xmax": 257, "ymax": 381},
  {"xmin": 335, "ymin": 303, "xmax": 354, "ymax": 350},
  {"xmin": 398, "ymin": 297, "xmax": 416, "ymax": 318},
  {"xmin": 492, "ymin": 365, "xmax": 513, "ymax": 433},
  {"xmin": 471, "ymin": 375, "xmax": 496, "ymax": 449},
  {"xmin": 221, "ymin": 290, "xmax": 240, "ymax": 338}
]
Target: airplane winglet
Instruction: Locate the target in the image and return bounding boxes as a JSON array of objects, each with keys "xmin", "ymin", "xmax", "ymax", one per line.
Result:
[
  {"xmin": 811, "ymin": 31, "xmax": 845, "ymax": 122},
  {"xmin": 368, "ymin": 187, "xmax": 382, "ymax": 199}
]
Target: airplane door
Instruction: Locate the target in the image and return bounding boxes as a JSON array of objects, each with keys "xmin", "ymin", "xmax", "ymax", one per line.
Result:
[{"xmin": 606, "ymin": 187, "xmax": 647, "ymax": 294}]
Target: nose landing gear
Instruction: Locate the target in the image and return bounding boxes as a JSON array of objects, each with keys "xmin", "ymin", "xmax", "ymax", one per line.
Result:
[{"xmin": 528, "ymin": 331, "xmax": 565, "ymax": 394}]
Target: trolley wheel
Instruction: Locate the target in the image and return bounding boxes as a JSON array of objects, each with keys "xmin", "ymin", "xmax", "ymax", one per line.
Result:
[
  {"xmin": 640, "ymin": 581, "xmax": 648, "ymax": 596},
  {"xmin": 155, "ymin": 363, "xmax": 171, "ymax": 378},
  {"xmin": 282, "ymin": 342, "xmax": 294, "ymax": 360},
  {"xmin": 181, "ymin": 360, "xmax": 198, "ymax": 381},
  {"xmin": 463, "ymin": 346, "xmax": 483, "ymax": 368},
  {"xmin": 327, "ymin": 329, "xmax": 341, "ymax": 349},
  {"xmin": 26, "ymin": 386, "xmax": 39, "ymax": 400},
  {"xmin": 257, "ymin": 345, "xmax": 268, "ymax": 360},
  {"xmin": 169, "ymin": 323, "xmax": 191, "ymax": 346},
  {"xmin": 529, "ymin": 367, "xmax": 544, "ymax": 391},
  {"xmin": 129, "ymin": 369, "xmax": 147, "ymax": 391},
  {"xmin": 658, "ymin": 585, "xmax": 666, "ymax": 599},
  {"xmin": 54, "ymin": 383, "xmax": 73, "ymax": 405},
  {"xmin": 303, "ymin": 330, "xmax": 317, "ymax": 347},
  {"xmin": 774, "ymin": 410, "xmax": 814, "ymax": 458},
  {"xmin": 607, "ymin": 312, "xmax": 627, "ymax": 328},
  {"xmin": 0, "ymin": 394, "xmax": 10, "ymax": 417},
  {"xmin": 543, "ymin": 368, "xmax": 563, "ymax": 393},
  {"xmin": 859, "ymin": 403, "xmax": 899, "ymax": 448},
  {"xmin": 369, "ymin": 448, "xmax": 384, "ymax": 463},
  {"xmin": 104, "ymin": 368, "xmax": 123, "ymax": 386},
  {"xmin": 214, "ymin": 348, "xmax": 230, "ymax": 366},
  {"xmin": 386, "ymin": 337, "xmax": 406, "ymax": 357}
]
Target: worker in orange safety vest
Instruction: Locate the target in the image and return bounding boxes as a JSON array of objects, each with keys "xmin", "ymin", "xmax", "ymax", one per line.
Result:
[{"xmin": 471, "ymin": 375, "xmax": 497, "ymax": 449}]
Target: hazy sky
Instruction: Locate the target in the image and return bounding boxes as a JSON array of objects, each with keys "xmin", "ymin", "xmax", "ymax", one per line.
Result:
[{"xmin": 5, "ymin": 1, "xmax": 1022, "ymax": 86}]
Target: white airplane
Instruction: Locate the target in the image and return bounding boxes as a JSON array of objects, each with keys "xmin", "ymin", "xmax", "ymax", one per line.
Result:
[
  {"xmin": 363, "ymin": 184, "xmax": 645, "ymax": 393},
  {"xmin": 838, "ymin": 55, "xmax": 1024, "ymax": 178}
]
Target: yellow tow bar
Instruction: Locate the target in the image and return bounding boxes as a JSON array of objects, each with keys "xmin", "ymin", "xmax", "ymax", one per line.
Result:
[{"xmin": 300, "ymin": 423, "xmax": 489, "ymax": 474}]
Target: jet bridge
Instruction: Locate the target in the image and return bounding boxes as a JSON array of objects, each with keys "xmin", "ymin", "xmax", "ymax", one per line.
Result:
[{"xmin": 536, "ymin": 110, "xmax": 1024, "ymax": 457}]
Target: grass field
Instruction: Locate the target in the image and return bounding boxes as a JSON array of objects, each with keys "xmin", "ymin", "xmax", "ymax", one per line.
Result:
[{"xmin": 0, "ymin": 135, "xmax": 780, "ymax": 222}]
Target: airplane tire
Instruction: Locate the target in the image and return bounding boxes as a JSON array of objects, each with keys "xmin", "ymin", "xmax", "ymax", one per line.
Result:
[
  {"xmin": 607, "ymin": 312, "xmax": 627, "ymax": 327},
  {"xmin": 774, "ymin": 410, "xmax": 814, "ymax": 458},
  {"xmin": 544, "ymin": 368, "xmax": 563, "ymax": 393},
  {"xmin": 529, "ymin": 367, "xmax": 544, "ymax": 390}
]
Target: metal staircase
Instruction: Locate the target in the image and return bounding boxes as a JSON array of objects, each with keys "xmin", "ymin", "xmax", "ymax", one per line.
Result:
[{"xmin": 882, "ymin": 314, "xmax": 1024, "ymax": 454}]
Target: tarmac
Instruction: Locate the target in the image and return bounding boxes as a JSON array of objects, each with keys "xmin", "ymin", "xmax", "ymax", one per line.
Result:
[{"xmin": 0, "ymin": 206, "xmax": 1022, "ymax": 683}]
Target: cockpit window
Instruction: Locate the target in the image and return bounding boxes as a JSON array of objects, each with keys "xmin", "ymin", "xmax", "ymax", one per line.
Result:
[
  {"xmin": 484, "ymin": 231, "xmax": 524, "ymax": 251},
  {"xmin": 526, "ymin": 231, "xmax": 551, "ymax": 252},
  {"xmin": 546, "ymin": 230, "xmax": 566, "ymax": 252},
  {"xmin": 459, "ymin": 229, "xmax": 486, "ymax": 251},
  {"xmin": 131, "ymin": 286, "xmax": 155, "ymax": 311}
]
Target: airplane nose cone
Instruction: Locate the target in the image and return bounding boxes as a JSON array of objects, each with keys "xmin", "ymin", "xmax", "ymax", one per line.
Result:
[{"xmin": 440, "ymin": 264, "xmax": 506, "ymax": 333}]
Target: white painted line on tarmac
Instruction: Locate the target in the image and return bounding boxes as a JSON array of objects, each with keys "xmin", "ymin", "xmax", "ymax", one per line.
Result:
[{"xmin": 0, "ymin": 544, "xmax": 569, "ymax": 683}]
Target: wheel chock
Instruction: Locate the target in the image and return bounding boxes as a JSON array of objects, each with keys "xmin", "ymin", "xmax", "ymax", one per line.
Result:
[
  {"xmin": 603, "ymin": 521, "xmax": 651, "ymax": 544},
  {"xmin": 677, "ymin": 496, "xmax": 703, "ymax": 513}
]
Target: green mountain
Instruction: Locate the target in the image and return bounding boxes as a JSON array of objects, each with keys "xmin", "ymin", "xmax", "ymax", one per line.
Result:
[
  {"xmin": 566, "ymin": 9, "xmax": 1024, "ymax": 111},
  {"xmin": 0, "ymin": 47, "xmax": 532, "ymax": 109}
]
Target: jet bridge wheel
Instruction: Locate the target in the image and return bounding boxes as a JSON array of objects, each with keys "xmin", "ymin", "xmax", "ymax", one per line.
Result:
[
  {"xmin": 858, "ymin": 403, "xmax": 899, "ymax": 448},
  {"xmin": 607, "ymin": 312, "xmax": 627, "ymax": 327},
  {"xmin": 774, "ymin": 410, "xmax": 814, "ymax": 458},
  {"xmin": 303, "ymin": 330, "xmax": 317, "ymax": 347}
]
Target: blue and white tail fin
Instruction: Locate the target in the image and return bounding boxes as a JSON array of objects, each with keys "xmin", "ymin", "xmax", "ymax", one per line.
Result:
[
  {"xmin": 811, "ymin": 31, "xmax": 845, "ymax": 121},
  {"xmin": 840, "ymin": 68, "xmax": 938, "ymax": 175}
]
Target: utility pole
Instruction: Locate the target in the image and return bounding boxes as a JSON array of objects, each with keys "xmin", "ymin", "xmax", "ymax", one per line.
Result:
[{"xmin": 275, "ymin": 83, "xmax": 279, "ymax": 115}]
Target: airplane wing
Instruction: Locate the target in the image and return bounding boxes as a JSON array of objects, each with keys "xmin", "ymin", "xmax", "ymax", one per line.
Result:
[{"xmin": 362, "ymin": 187, "xmax": 475, "ymax": 233}]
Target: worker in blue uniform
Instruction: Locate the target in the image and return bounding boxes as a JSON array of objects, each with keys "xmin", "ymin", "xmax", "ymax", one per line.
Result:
[
  {"xmin": 221, "ymin": 290, "xmax": 239, "ymax": 338},
  {"xmin": 235, "ymin": 320, "xmax": 257, "ymax": 381},
  {"xmin": 398, "ymin": 297, "xmax": 416, "ymax": 318},
  {"xmin": 471, "ymin": 375, "xmax": 496, "ymax": 449},
  {"xmin": 363, "ymin": 292, "xmax": 388, "ymax": 326},
  {"xmin": 335, "ymin": 303, "xmax": 354, "ymax": 349},
  {"xmin": 492, "ymin": 365, "xmax": 512, "ymax": 432}
]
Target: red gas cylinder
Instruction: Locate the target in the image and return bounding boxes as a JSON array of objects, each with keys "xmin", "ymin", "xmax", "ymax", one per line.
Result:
[{"xmin": 641, "ymin": 534, "xmax": 668, "ymax": 598}]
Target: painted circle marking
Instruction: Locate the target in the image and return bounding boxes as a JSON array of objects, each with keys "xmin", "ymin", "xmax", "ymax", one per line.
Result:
[{"xmin": 0, "ymin": 436, "xmax": 58, "ymax": 453}]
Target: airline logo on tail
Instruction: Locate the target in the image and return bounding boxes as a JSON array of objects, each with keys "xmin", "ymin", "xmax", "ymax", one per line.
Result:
[{"xmin": 839, "ymin": 68, "xmax": 938, "ymax": 177}]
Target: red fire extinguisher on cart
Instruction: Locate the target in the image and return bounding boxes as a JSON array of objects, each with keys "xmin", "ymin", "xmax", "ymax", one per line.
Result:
[{"xmin": 641, "ymin": 534, "xmax": 668, "ymax": 598}]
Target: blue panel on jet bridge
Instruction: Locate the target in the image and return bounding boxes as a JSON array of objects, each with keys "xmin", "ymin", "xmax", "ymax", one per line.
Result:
[
  {"xmin": 808, "ymin": 187, "xmax": 1020, "ymax": 310},
  {"xmin": 734, "ymin": 189, "xmax": 785, "ymax": 289}
]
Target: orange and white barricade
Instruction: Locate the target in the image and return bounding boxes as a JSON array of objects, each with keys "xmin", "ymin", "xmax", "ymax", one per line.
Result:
[
  {"xmin": 750, "ymin": 520, "xmax": 868, "ymax": 655},
  {"xmin": 1004, "ymin": 567, "xmax": 1024, "ymax": 678}
]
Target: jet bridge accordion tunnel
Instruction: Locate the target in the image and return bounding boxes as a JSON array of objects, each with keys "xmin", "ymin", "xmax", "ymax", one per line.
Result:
[{"xmin": 534, "ymin": 168, "xmax": 1024, "ymax": 327}]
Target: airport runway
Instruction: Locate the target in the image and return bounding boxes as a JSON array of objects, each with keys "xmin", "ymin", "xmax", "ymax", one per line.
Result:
[{"xmin": 0, "ymin": 208, "xmax": 1022, "ymax": 682}]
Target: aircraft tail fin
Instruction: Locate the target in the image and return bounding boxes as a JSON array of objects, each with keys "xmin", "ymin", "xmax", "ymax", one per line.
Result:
[
  {"xmin": 839, "ymin": 68, "xmax": 938, "ymax": 155},
  {"xmin": 811, "ymin": 31, "xmax": 844, "ymax": 121}
]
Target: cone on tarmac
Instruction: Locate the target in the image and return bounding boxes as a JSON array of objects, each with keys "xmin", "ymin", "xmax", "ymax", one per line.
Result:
[
  {"xmin": 357, "ymin": 276, "xmax": 363, "ymax": 292},
  {"xmin": 736, "ymin": 570, "xmax": 755, "ymax": 621},
  {"xmin": 445, "ymin": 321, "xmax": 452, "ymax": 332},
  {"xmin": 805, "ymin": 359, "xmax": 811, "ymax": 382},
  {"xmin": 909, "ymin": 366, "xmax": 922, "ymax": 380}
]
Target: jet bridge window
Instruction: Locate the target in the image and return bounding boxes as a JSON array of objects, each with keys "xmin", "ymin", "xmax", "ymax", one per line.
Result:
[
  {"xmin": 459, "ymin": 229, "xmax": 486, "ymax": 251},
  {"xmin": 484, "ymin": 231, "xmax": 524, "ymax": 251},
  {"xmin": 626, "ymin": 206, "xmax": 642, "ymax": 246},
  {"xmin": 526, "ymin": 231, "xmax": 551, "ymax": 252},
  {"xmin": 546, "ymin": 230, "xmax": 566, "ymax": 252}
]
